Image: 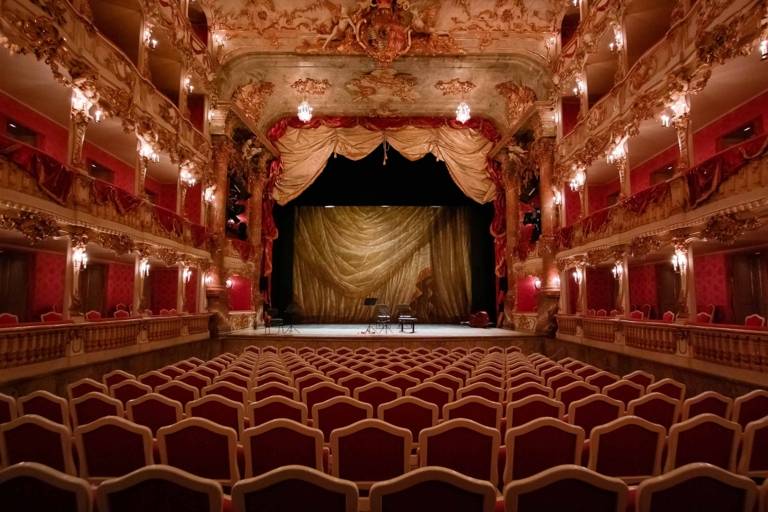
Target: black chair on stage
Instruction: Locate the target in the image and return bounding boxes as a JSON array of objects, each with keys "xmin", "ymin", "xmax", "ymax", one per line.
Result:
[
  {"xmin": 264, "ymin": 308, "xmax": 284, "ymax": 334},
  {"xmin": 284, "ymin": 303, "xmax": 302, "ymax": 333},
  {"xmin": 393, "ymin": 304, "xmax": 417, "ymax": 333},
  {"xmin": 374, "ymin": 304, "xmax": 391, "ymax": 333}
]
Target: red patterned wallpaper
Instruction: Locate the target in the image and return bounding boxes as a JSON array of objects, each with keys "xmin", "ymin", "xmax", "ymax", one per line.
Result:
[
  {"xmin": 184, "ymin": 183, "xmax": 202, "ymax": 224},
  {"xmin": 0, "ymin": 91, "xmax": 68, "ymax": 163},
  {"xmin": 567, "ymin": 271, "xmax": 579, "ymax": 314},
  {"xmin": 587, "ymin": 180, "xmax": 620, "ymax": 214},
  {"xmin": 693, "ymin": 90, "xmax": 768, "ymax": 164},
  {"xmin": 587, "ymin": 267, "xmax": 615, "ymax": 311},
  {"xmin": 694, "ymin": 253, "xmax": 732, "ymax": 323},
  {"xmin": 564, "ymin": 186, "xmax": 581, "ymax": 226},
  {"xmin": 185, "ymin": 268, "xmax": 198, "ymax": 313},
  {"xmin": 83, "ymin": 143, "xmax": 135, "ymax": 193},
  {"xmin": 229, "ymin": 275, "xmax": 252, "ymax": 311},
  {"xmin": 150, "ymin": 267, "xmax": 178, "ymax": 313},
  {"xmin": 629, "ymin": 263, "xmax": 658, "ymax": 312},
  {"xmin": 516, "ymin": 275, "xmax": 538, "ymax": 313},
  {"xmin": 630, "ymin": 145, "xmax": 679, "ymax": 194},
  {"xmin": 106, "ymin": 263, "xmax": 134, "ymax": 313},
  {"xmin": 145, "ymin": 177, "xmax": 178, "ymax": 212},
  {"xmin": 30, "ymin": 251, "xmax": 66, "ymax": 319}
]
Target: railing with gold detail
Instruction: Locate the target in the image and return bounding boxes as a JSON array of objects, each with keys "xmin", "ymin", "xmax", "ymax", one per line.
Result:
[
  {"xmin": 581, "ymin": 317, "xmax": 618, "ymax": 343},
  {"xmin": 624, "ymin": 320, "xmax": 680, "ymax": 354},
  {"xmin": 688, "ymin": 324, "xmax": 768, "ymax": 373},
  {"xmin": 556, "ymin": 314, "xmax": 579, "ymax": 336}
]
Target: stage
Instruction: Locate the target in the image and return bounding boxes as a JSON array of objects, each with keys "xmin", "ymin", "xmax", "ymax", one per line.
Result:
[{"xmin": 222, "ymin": 324, "xmax": 544, "ymax": 352}]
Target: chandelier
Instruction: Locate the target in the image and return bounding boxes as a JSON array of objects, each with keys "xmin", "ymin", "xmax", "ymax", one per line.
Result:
[
  {"xmin": 297, "ymin": 100, "xmax": 313, "ymax": 123},
  {"xmin": 569, "ymin": 167, "xmax": 586, "ymax": 191},
  {"xmin": 671, "ymin": 248, "xmax": 687, "ymax": 273},
  {"xmin": 455, "ymin": 101, "xmax": 471, "ymax": 124},
  {"xmin": 72, "ymin": 245, "xmax": 88, "ymax": 272},
  {"xmin": 139, "ymin": 258, "xmax": 151, "ymax": 278}
]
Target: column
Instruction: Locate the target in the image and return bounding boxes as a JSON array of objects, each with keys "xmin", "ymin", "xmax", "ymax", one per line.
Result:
[
  {"xmin": 503, "ymin": 158, "xmax": 521, "ymax": 328},
  {"xmin": 179, "ymin": 66, "xmax": 191, "ymax": 119},
  {"xmin": 576, "ymin": 263, "xmax": 588, "ymax": 314},
  {"xmin": 67, "ymin": 102, "xmax": 90, "ymax": 171},
  {"xmin": 134, "ymin": 251, "xmax": 150, "ymax": 315},
  {"xmin": 248, "ymin": 165, "xmax": 267, "ymax": 325},
  {"xmin": 674, "ymin": 114, "xmax": 694, "ymax": 171},
  {"xmin": 63, "ymin": 237, "xmax": 74, "ymax": 319},
  {"xmin": 673, "ymin": 240, "xmax": 697, "ymax": 320},
  {"xmin": 616, "ymin": 251, "xmax": 631, "ymax": 315},
  {"xmin": 176, "ymin": 266, "xmax": 185, "ymax": 313},
  {"xmin": 65, "ymin": 232, "xmax": 89, "ymax": 319},
  {"xmin": 576, "ymin": 68, "xmax": 589, "ymax": 120},
  {"xmin": 608, "ymin": 138, "xmax": 631, "ymax": 198},
  {"xmin": 531, "ymin": 137, "xmax": 560, "ymax": 334}
]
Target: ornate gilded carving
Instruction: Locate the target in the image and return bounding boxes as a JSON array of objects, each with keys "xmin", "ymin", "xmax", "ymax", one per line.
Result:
[
  {"xmin": 629, "ymin": 235, "xmax": 663, "ymax": 258},
  {"xmin": 291, "ymin": 78, "xmax": 332, "ymax": 97},
  {"xmin": 345, "ymin": 68, "xmax": 418, "ymax": 106},
  {"xmin": 95, "ymin": 233, "xmax": 134, "ymax": 255},
  {"xmin": 434, "ymin": 78, "xmax": 476, "ymax": 97},
  {"xmin": 0, "ymin": 210, "xmax": 60, "ymax": 243},
  {"xmin": 156, "ymin": 248, "xmax": 180, "ymax": 267},
  {"xmin": 701, "ymin": 213, "xmax": 760, "ymax": 244},
  {"xmin": 232, "ymin": 81, "xmax": 275, "ymax": 123},
  {"xmin": 495, "ymin": 82, "xmax": 537, "ymax": 126},
  {"xmin": 696, "ymin": 15, "xmax": 755, "ymax": 66}
]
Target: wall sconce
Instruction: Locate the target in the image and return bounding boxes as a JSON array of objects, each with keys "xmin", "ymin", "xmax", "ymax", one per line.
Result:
[
  {"xmin": 611, "ymin": 261, "xmax": 624, "ymax": 279},
  {"xmin": 212, "ymin": 33, "xmax": 225, "ymax": 49},
  {"xmin": 553, "ymin": 110, "xmax": 560, "ymax": 125},
  {"xmin": 572, "ymin": 267, "xmax": 583, "ymax": 285},
  {"xmin": 660, "ymin": 113, "xmax": 671, "ymax": 128},
  {"xmin": 552, "ymin": 189, "xmax": 562, "ymax": 206},
  {"xmin": 572, "ymin": 77, "xmax": 586, "ymax": 96},
  {"xmin": 182, "ymin": 266, "xmax": 192, "ymax": 283},
  {"xmin": 139, "ymin": 258, "xmax": 151, "ymax": 278},
  {"xmin": 760, "ymin": 39, "xmax": 768, "ymax": 60},
  {"xmin": 225, "ymin": 277, "xmax": 233, "ymax": 289},
  {"xmin": 204, "ymin": 272, "xmax": 213, "ymax": 286},
  {"xmin": 203, "ymin": 185, "xmax": 216, "ymax": 204},
  {"xmin": 569, "ymin": 166, "xmax": 586, "ymax": 192},
  {"xmin": 183, "ymin": 75, "xmax": 194, "ymax": 94},
  {"xmin": 138, "ymin": 137, "xmax": 160, "ymax": 163},
  {"xmin": 455, "ymin": 101, "xmax": 471, "ymax": 124},
  {"xmin": 72, "ymin": 245, "xmax": 88, "ymax": 273},
  {"xmin": 179, "ymin": 163, "xmax": 197, "ymax": 187},
  {"xmin": 606, "ymin": 138, "xmax": 627, "ymax": 165},
  {"xmin": 143, "ymin": 27, "xmax": 158, "ymax": 50},
  {"xmin": 297, "ymin": 99, "xmax": 313, "ymax": 123},
  {"xmin": 71, "ymin": 88, "xmax": 105, "ymax": 123},
  {"xmin": 660, "ymin": 97, "xmax": 690, "ymax": 127},
  {"xmin": 608, "ymin": 24, "xmax": 624, "ymax": 53},
  {"xmin": 532, "ymin": 276, "xmax": 542, "ymax": 290},
  {"xmin": 553, "ymin": 275, "xmax": 561, "ymax": 288},
  {"xmin": 671, "ymin": 248, "xmax": 687, "ymax": 273}
]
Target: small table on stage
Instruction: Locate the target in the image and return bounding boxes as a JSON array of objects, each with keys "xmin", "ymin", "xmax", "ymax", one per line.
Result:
[{"xmin": 398, "ymin": 315, "xmax": 417, "ymax": 333}]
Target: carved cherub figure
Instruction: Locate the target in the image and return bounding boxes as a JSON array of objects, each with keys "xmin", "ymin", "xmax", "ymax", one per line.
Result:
[{"xmin": 321, "ymin": 5, "xmax": 359, "ymax": 49}]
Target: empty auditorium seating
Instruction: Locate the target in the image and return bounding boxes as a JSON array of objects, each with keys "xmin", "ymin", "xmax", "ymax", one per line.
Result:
[
  {"xmin": 0, "ymin": 462, "xmax": 92, "ymax": 512},
  {"xmin": 504, "ymin": 417, "xmax": 584, "ymax": 482},
  {"xmin": 73, "ymin": 416, "xmax": 154, "ymax": 481}
]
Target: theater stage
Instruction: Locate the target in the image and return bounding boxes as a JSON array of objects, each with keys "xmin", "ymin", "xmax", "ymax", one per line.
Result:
[{"xmin": 223, "ymin": 324, "xmax": 544, "ymax": 352}]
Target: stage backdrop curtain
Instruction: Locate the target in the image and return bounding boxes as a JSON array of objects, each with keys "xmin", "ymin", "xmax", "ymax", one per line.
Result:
[
  {"xmin": 293, "ymin": 206, "xmax": 472, "ymax": 323},
  {"xmin": 273, "ymin": 124, "xmax": 495, "ymax": 205}
]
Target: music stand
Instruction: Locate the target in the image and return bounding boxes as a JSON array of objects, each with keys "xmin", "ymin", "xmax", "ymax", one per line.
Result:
[{"xmin": 361, "ymin": 297, "xmax": 378, "ymax": 334}]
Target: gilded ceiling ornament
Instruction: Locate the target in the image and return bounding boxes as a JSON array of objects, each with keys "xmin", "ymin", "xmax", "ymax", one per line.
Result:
[
  {"xmin": 156, "ymin": 249, "xmax": 180, "ymax": 267},
  {"xmin": 95, "ymin": 232, "xmax": 134, "ymax": 255},
  {"xmin": 586, "ymin": 248, "xmax": 615, "ymax": 265},
  {"xmin": 629, "ymin": 235, "xmax": 663, "ymax": 258},
  {"xmin": 0, "ymin": 210, "xmax": 60, "ymax": 243},
  {"xmin": 345, "ymin": 68, "xmax": 418, "ymax": 105},
  {"xmin": 701, "ymin": 213, "xmax": 760, "ymax": 245},
  {"xmin": 291, "ymin": 78, "xmax": 332, "ymax": 97},
  {"xmin": 495, "ymin": 82, "xmax": 537, "ymax": 126},
  {"xmin": 696, "ymin": 15, "xmax": 754, "ymax": 66},
  {"xmin": 434, "ymin": 78, "xmax": 476, "ymax": 97},
  {"xmin": 232, "ymin": 80, "xmax": 275, "ymax": 123}
]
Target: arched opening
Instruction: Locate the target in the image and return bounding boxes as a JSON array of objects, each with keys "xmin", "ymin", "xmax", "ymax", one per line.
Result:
[
  {"xmin": 187, "ymin": 1, "xmax": 209, "ymax": 47},
  {"xmin": 89, "ymin": 0, "xmax": 142, "ymax": 66}
]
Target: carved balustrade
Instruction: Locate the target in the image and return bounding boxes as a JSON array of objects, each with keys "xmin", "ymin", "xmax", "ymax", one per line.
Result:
[
  {"xmin": 688, "ymin": 324, "xmax": 768, "ymax": 373},
  {"xmin": 581, "ymin": 317, "xmax": 619, "ymax": 343},
  {"xmin": 555, "ymin": 314, "xmax": 579, "ymax": 336},
  {"xmin": 624, "ymin": 320, "xmax": 679, "ymax": 354}
]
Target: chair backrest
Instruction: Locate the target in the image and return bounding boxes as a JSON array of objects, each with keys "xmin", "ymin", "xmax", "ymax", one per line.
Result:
[
  {"xmin": 507, "ymin": 373, "xmax": 545, "ymax": 388},
  {"xmin": 419, "ymin": 418, "xmax": 500, "ymax": 487},
  {"xmin": 217, "ymin": 371, "xmax": 253, "ymax": 388},
  {"xmin": 733, "ymin": 389, "xmax": 768, "ymax": 429},
  {"xmin": 427, "ymin": 373, "xmax": 464, "ymax": 394},
  {"xmin": 627, "ymin": 392, "xmax": 681, "ymax": 430},
  {"xmin": 114, "ymin": 309, "xmax": 130, "ymax": 319},
  {"xmin": 0, "ymin": 414, "xmax": 76, "ymax": 474},
  {"xmin": 95, "ymin": 464, "xmax": 223, "ymax": 512},
  {"xmin": 623, "ymin": 370, "xmax": 655, "ymax": 388},
  {"xmin": 745, "ymin": 314, "xmax": 766, "ymax": 327},
  {"xmin": 405, "ymin": 382, "xmax": 454, "ymax": 418},
  {"xmin": 126, "ymin": 393, "xmax": 183, "ymax": 436},
  {"xmin": 73, "ymin": 416, "xmax": 153, "ymax": 481},
  {"xmin": 18, "ymin": 390, "xmax": 69, "ymax": 426},
  {"xmin": 506, "ymin": 395, "xmax": 565, "ymax": 429},
  {"xmin": 555, "ymin": 381, "xmax": 599, "ymax": 410},
  {"xmin": 456, "ymin": 382, "xmax": 503, "ymax": 403},
  {"xmin": 296, "ymin": 373, "xmax": 334, "ymax": 395},
  {"xmin": 665, "ymin": 413, "xmax": 742, "ymax": 472},
  {"xmin": 504, "ymin": 417, "xmax": 585, "ymax": 483},
  {"xmin": 331, "ymin": 419, "xmax": 411, "ymax": 490},
  {"xmin": 443, "ymin": 396, "xmax": 503, "ymax": 430},
  {"xmin": 202, "ymin": 381, "xmax": 248, "ymax": 404},
  {"xmin": 304, "ymin": 381, "xmax": 350, "ymax": 412},
  {"xmin": 157, "ymin": 417, "xmax": 240, "ymax": 485},
  {"xmin": 369, "ymin": 466, "xmax": 497, "ymax": 512},
  {"xmin": 567, "ymin": 394, "xmax": 624, "ymax": 436},
  {"xmin": 603, "ymin": 379, "xmax": 644, "ymax": 407},
  {"xmin": 629, "ymin": 310, "xmax": 644, "ymax": 320},
  {"xmin": 507, "ymin": 382, "xmax": 553, "ymax": 403},
  {"xmin": 138, "ymin": 371, "xmax": 172, "ymax": 390},
  {"xmin": 0, "ymin": 312, "xmax": 19, "ymax": 326},
  {"xmin": 503, "ymin": 464, "xmax": 628, "ymax": 512},
  {"xmin": 647, "ymin": 378, "xmax": 686, "ymax": 401},
  {"xmin": 41, "ymin": 311, "xmax": 64, "ymax": 323},
  {"xmin": 547, "ymin": 373, "xmax": 581, "ymax": 393},
  {"xmin": 85, "ymin": 310, "xmax": 102, "ymax": 321},
  {"xmin": 103, "ymin": 370, "xmax": 135, "ymax": 389},
  {"xmin": 109, "ymin": 380, "xmax": 152, "ymax": 406},
  {"xmin": 70, "ymin": 392, "xmax": 123, "ymax": 428},
  {"xmin": 0, "ymin": 393, "xmax": 16, "ymax": 424},
  {"xmin": 177, "ymin": 372, "xmax": 212, "ymax": 391},
  {"xmin": 585, "ymin": 371, "xmax": 620, "ymax": 391},
  {"xmin": 249, "ymin": 396, "xmax": 308, "ymax": 427},
  {"xmin": 242, "ymin": 419, "xmax": 324, "ymax": 477},
  {"xmin": 156, "ymin": 380, "xmax": 200, "ymax": 407},
  {"xmin": 682, "ymin": 391, "xmax": 733, "ymax": 420},
  {"xmin": 635, "ymin": 462, "xmax": 758, "ymax": 512},
  {"xmin": 252, "ymin": 381, "xmax": 300, "ymax": 402},
  {"xmin": 231, "ymin": 465, "xmax": 358, "ymax": 512},
  {"xmin": 738, "ymin": 416, "xmax": 768, "ymax": 479},
  {"xmin": 587, "ymin": 415, "xmax": 666, "ymax": 484},
  {"xmin": 377, "ymin": 396, "xmax": 438, "ymax": 442},
  {"xmin": 186, "ymin": 395, "xmax": 245, "ymax": 437},
  {"xmin": 696, "ymin": 311, "xmax": 712, "ymax": 323},
  {"xmin": 354, "ymin": 382, "xmax": 402, "ymax": 412},
  {"xmin": 382, "ymin": 374, "xmax": 420, "ymax": 394},
  {"xmin": 67, "ymin": 378, "xmax": 108, "ymax": 401},
  {"xmin": 313, "ymin": 396, "xmax": 373, "ymax": 442},
  {"xmin": 0, "ymin": 462, "xmax": 92, "ymax": 512}
]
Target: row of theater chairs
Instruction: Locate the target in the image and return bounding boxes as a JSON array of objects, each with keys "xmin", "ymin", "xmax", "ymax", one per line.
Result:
[
  {"xmin": 1, "ymin": 409, "xmax": 766, "ymax": 492},
  {"xmin": 2, "ymin": 461, "xmax": 767, "ymax": 512}
]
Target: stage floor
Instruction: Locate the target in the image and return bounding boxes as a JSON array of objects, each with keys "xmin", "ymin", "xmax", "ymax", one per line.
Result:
[{"xmin": 223, "ymin": 324, "xmax": 542, "ymax": 350}]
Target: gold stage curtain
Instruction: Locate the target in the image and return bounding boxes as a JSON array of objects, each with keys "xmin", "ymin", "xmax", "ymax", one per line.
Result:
[
  {"xmin": 293, "ymin": 206, "xmax": 472, "ymax": 323},
  {"xmin": 274, "ymin": 125, "xmax": 495, "ymax": 205}
]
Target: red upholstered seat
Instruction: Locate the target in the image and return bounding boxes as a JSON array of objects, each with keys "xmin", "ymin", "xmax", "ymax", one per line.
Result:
[
  {"xmin": 217, "ymin": 372, "xmax": 253, "ymax": 388},
  {"xmin": 231, "ymin": 465, "xmax": 358, "ymax": 512},
  {"xmin": 138, "ymin": 371, "xmax": 172, "ymax": 390},
  {"xmin": 378, "ymin": 396, "xmax": 438, "ymax": 442},
  {"xmin": 296, "ymin": 374, "xmax": 333, "ymax": 395},
  {"xmin": 103, "ymin": 370, "xmax": 135, "ymax": 389},
  {"xmin": 427, "ymin": 373, "xmax": 464, "ymax": 394},
  {"xmin": 574, "ymin": 366, "xmax": 600, "ymax": 379},
  {"xmin": 635, "ymin": 463, "xmax": 758, "ymax": 512},
  {"xmin": 70, "ymin": 392, "xmax": 123, "ymax": 427},
  {"xmin": 338, "ymin": 373, "xmax": 376, "ymax": 394},
  {"xmin": 406, "ymin": 382, "xmax": 454, "ymax": 419},
  {"xmin": 158, "ymin": 417, "xmax": 240, "ymax": 485},
  {"xmin": 255, "ymin": 371, "xmax": 292, "ymax": 387},
  {"xmin": 419, "ymin": 418, "xmax": 500, "ymax": 487},
  {"xmin": 252, "ymin": 381, "xmax": 299, "ymax": 402},
  {"xmin": 587, "ymin": 416, "xmax": 666, "ymax": 484},
  {"xmin": 203, "ymin": 381, "xmax": 249, "ymax": 404},
  {"xmin": 312, "ymin": 396, "xmax": 373, "ymax": 442},
  {"xmin": 444, "ymin": 396, "xmax": 503, "ymax": 430},
  {"xmin": 504, "ymin": 464, "xmax": 628, "ymax": 512},
  {"xmin": 176, "ymin": 372, "xmax": 212, "ymax": 391},
  {"xmin": 186, "ymin": 395, "xmax": 244, "ymax": 437},
  {"xmin": 568, "ymin": 394, "xmax": 624, "ymax": 436},
  {"xmin": 548, "ymin": 373, "xmax": 582, "ymax": 393},
  {"xmin": 331, "ymin": 419, "xmax": 411, "ymax": 490},
  {"xmin": 603, "ymin": 380, "xmax": 644, "ymax": 407},
  {"xmin": 40, "ymin": 311, "xmax": 64, "ymax": 323},
  {"xmin": 156, "ymin": 380, "xmax": 200, "ymax": 408},
  {"xmin": 126, "ymin": 393, "xmax": 183, "ymax": 436},
  {"xmin": 365, "ymin": 367, "xmax": 397, "ymax": 380},
  {"xmin": 682, "ymin": 391, "xmax": 733, "ymax": 420},
  {"xmin": 18, "ymin": 390, "xmax": 69, "ymax": 426},
  {"xmin": 304, "ymin": 381, "xmax": 349, "ymax": 412},
  {"xmin": 733, "ymin": 389, "xmax": 768, "ymax": 428},
  {"xmin": 0, "ymin": 393, "xmax": 16, "ymax": 424},
  {"xmin": 457, "ymin": 383, "xmax": 504, "ymax": 403},
  {"xmin": 0, "ymin": 312, "xmax": 19, "ymax": 326},
  {"xmin": 0, "ymin": 462, "xmax": 91, "ymax": 512},
  {"xmin": 628, "ymin": 392, "xmax": 681, "ymax": 430},
  {"xmin": 624, "ymin": 370, "xmax": 655, "ymax": 388},
  {"xmin": 745, "ymin": 313, "xmax": 766, "ymax": 327},
  {"xmin": 0, "ymin": 415, "xmax": 76, "ymax": 474},
  {"xmin": 506, "ymin": 373, "xmax": 545, "ymax": 388},
  {"xmin": 738, "ymin": 416, "xmax": 768, "ymax": 479},
  {"xmin": 506, "ymin": 395, "xmax": 564, "ymax": 428},
  {"xmin": 506, "ymin": 382, "xmax": 552, "ymax": 402},
  {"xmin": 382, "ymin": 374, "xmax": 420, "ymax": 394},
  {"xmin": 95, "ymin": 464, "xmax": 224, "ymax": 512},
  {"xmin": 504, "ymin": 417, "xmax": 584, "ymax": 483},
  {"xmin": 74, "ymin": 416, "xmax": 153, "ymax": 481},
  {"xmin": 354, "ymin": 382, "xmax": 402, "ymax": 413},
  {"xmin": 585, "ymin": 371, "xmax": 620, "ymax": 391},
  {"xmin": 556, "ymin": 381, "xmax": 599, "ymax": 411},
  {"xmin": 369, "ymin": 466, "xmax": 497, "ymax": 512},
  {"xmin": 648, "ymin": 378, "xmax": 686, "ymax": 401},
  {"xmin": 110, "ymin": 380, "xmax": 152, "ymax": 406},
  {"xmin": 665, "ymin": 413, "xmax": 741, "ymax": 471},
  {"xmin": 113, "ymin": 309, "xmax": 130, "ymax": 319},
  {"xmin": 242, "ymin": 419, "xmax": 324, "ymax": 477},
  {"xmin": 67, "ymin": 377, "xmax": 108, "ymax": 401},
  {"xmin": 249, "ymin": 396, "xmax": 308, "ymax": 427}
]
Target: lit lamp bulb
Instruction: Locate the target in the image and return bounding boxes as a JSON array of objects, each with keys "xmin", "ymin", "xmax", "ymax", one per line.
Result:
[
  {"xmin": 297, "ymin": 100, "xmax": 313, "ymax": 123},
  {"xmin": 183, "ymin": 75, "xmax": 194, "ymax": 94},
  {"xmin": 569, "ymin": 168, "xmax": 586, "ymax": 191},
  {"xmin": 180, "ymin": 165, "xmax": 197, "ymax": 187},
  {"xmin": 93, "ymin": 107, "xmax": 104, "ymax": 123},
  {"xmin": 143, "ymin": 27, "xmax": 158, "ymax": 49},
  {"xmin": 225, "ymin": 277, "xmax": 233, "ymax": 289},
  {"xmin": 760, "ymin": 39, "xmax": 768, "ymax": 60},
  {"xmin": 182, "ymin": 266, "xmax": 192, "ymax": 283},
  {"xmin": 660, "ymin": 113, "xmax": 671, "ymax": 127},
  {"xmin": 553, "ymin": 189, "xmax": 562, "ymax": 206},
  {"xmin": 611, "ymin": 261, "xmax": 624, "ymax": 279},
  {"xmin": 139, "ymin": 258, "xmax": 151, "ymax": 278},
  {"xmin": 455, "ymin": 101, "xmax": 471, "ymax": 124},
  {"xmin": 204, "ymin": 273, "xmax": 213, "ymax": 286},
  {"xmin": 72, "ymin": 246, "xmax": 88, "ymax": 272},
  {"xmin": 671, "ymin": 249, "xmax": 687, "ymax": 273},
  {"xmin": 203, "ymin": 185, "xmax": 216, "ymax": 204},
  {"xmin": 572, "ymin": 268, "xmax": 583, "ymax": 285},
  {"xmin": 532, "ymin": 276, "xmax": 542, "ymax": 290}
]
